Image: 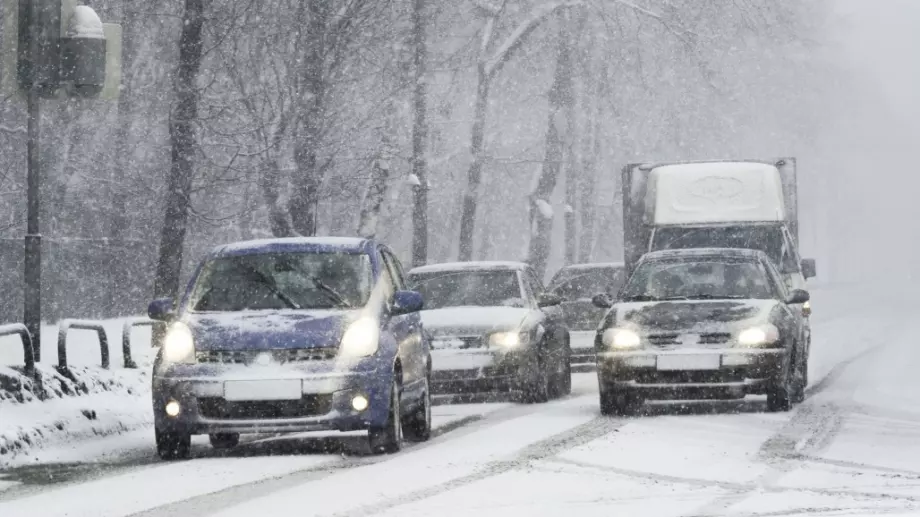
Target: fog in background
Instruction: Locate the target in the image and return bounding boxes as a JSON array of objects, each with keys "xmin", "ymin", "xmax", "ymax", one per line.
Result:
[{"xmin": 811, "ymin": 0, "xmax": 919, "ymax": 284}]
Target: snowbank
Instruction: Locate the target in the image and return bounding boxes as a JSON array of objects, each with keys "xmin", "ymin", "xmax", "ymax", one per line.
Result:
[{"xmin": 0, "ymin": 318, "xmax": 154, "ymax": 466}]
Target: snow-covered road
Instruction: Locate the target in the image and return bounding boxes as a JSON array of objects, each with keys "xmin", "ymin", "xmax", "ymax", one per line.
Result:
[{"xmin": 3, "ymin": 283, "xmax": 920, "ymax": 517}]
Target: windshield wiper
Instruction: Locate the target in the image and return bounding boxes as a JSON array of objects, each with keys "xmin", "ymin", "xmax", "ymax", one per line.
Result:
[
  {"xmin": 310, "ymin": 276, "xmax": 352, "ymax": 308},
  {"xmin": 239, "ymin": 264, "xmax": 301, "ymax": 309},
  {"xmin": 683, "ymin": 294, "xmax": 746, "ymax": 300}
]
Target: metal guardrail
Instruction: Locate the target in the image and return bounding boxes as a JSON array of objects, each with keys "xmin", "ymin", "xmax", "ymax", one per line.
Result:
[
  {"xmin": 57, "ymin": 319, "xmax": 110, "ymax": 370},
  {"xmin": 0, "ymin": 323, "xmax": 35, "ymax": 375},
  {"xmin": 121, "ymin": 317, "xmax": 159, "ymax": 368}
]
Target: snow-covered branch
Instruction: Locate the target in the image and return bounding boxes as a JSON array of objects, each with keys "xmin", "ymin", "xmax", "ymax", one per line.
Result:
[{"xmin": 484, "ymin": 1, "xmax": 583, "ymax": 80}]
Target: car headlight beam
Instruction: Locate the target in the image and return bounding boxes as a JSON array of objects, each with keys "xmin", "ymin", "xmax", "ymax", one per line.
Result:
[
  {"xmin": 737, "ymin": 324, "xmax": 780, "ymax": 347},
  {"xmin": 489, "ymin": 331, "xmax": 523, "ymax": 348},
  {"xmin": 340, "ymin": 318, "xmax": 380, "ymax": 357},
  {"xmin": 163, "ymin": 321, "xmax": 196, "ymax": 363},
  {"xmin": 601, "ymin": 328, "xmax": 641, "ymax": 350}
]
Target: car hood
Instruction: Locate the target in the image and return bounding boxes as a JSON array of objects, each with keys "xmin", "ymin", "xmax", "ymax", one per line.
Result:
[
  {"xmin": 185, "ymin": 310, "xmax": 361, "ymax": 351},
  {"xmin": 610, "ymin": 299, "xmax": 777, "ymax": 333},
  {"xmin": 420, "ymin": 306, "xmax": 530, "ymax": 336}
]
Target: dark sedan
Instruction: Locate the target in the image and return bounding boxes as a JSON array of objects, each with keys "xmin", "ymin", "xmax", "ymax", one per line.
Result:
[
  {"xmin": 592, "ymin": 248, "xmax": 810, "ymax": 415},
  {"xmin": 547, "ymin": 262, "xmax": 628, "ymax": 370},
  {"xmin": 406, "ymin": 261, "xmax": 572, "ymax": 403}
]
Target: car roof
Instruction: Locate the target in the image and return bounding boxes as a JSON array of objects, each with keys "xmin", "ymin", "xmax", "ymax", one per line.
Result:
[
  {"xmin": 556, "ymin": 262, "xmax": 625, "ymax": 272},
  {"xmin": 408, "ymin": 261, "xmax": 528, "ymax": 275},
  {"xmin": 210, "ymin": 236, "xmax": 374, "ymax": 258},
  {"xmin": 640, "ymin": 247, "xmax": 767, "ymax": 262}
]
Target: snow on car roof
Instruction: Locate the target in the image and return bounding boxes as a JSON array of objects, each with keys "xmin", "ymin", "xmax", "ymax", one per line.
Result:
[
  {"xmin": 558, "ymin": 262, "xmax": 625, "ymax": 271},
  {"xmin": 408, "ymin": 261, "xmax": 528, "ymax": 275},
  {"xmin": 213, "ymin": 236, "xmax": 372, "ymax": 257},
  {"xmin": 641, "ymin": 247, "xmax": 766, "ymax": 261}
]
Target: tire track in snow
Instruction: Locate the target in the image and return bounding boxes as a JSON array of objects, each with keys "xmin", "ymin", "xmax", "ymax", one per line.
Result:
[{"xmin": 329, "ymin": 416, "xmax": 628, "ymax": 517}]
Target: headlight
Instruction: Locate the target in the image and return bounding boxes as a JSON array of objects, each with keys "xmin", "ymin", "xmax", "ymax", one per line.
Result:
[
  {"xmin": 601, "ymin": 328, "xmax": 641, "ymax": 349},
  {"xmin": 489, "ymin": 331, "xmax": 524, "ymax": 348},
  {"xmin": 737, "ymin": 324, "xmax": 780, "ymax": 347},
  {"xmin": 340, "ymin": 318, "xmax": 380, "ymax": 357},
  {"xmin": 163, "ymin": 321, "xmax": 195, "ymax": 363}
]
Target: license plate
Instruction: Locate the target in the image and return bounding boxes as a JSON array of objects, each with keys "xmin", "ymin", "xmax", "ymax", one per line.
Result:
[
  {"xmin": 224, "ymin": 380, "xmax": 302, "ymax": 401},
  {"xmin": 656, "ymin": 354, "xmax": 720, "ymax": 371}
]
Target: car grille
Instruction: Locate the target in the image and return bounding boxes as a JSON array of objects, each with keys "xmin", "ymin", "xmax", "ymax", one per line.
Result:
[
  {"xmin": 198, "ymin": 395, "xmax": 333, "ymax": 420},
  {"xmin": 646, "ymin": 333, "xmax": 732, "ymax": 348},
  {"xmin": 196, "ymin": 348, "xmax": 338, "ymax": 365}
]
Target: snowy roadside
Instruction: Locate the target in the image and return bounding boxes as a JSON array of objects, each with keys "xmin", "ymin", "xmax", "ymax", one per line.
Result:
[{"xmin": 0, "ymin": 319, "xmax": 154, "ymax": 467}]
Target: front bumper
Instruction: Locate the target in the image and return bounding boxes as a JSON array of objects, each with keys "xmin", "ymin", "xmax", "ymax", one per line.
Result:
[
  {"xmin": 152, "ymin": 359, "xmax": 394, "ymax": 435},
  {"xmin": 429, "ymin": 348, "xmax": 538, "ymax": 395},
  {"xmin": 597, "ymin": 348, "xmax": 786, "ymax": 398}
]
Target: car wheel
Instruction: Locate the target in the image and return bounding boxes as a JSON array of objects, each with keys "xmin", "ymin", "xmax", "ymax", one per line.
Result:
[
  {"xmin": 767, "ymin": 354, "xmax": 793, "ymax": 412},
  {"xmin": 551, "ymin": 344, "xmax": 572, "ymax": 398},
  {"xmin": 599, "ymin": 382, "xmax": 640, "ymax": 416},
  {"xmin": 368, "ymin": 379, "xmax": 403, "ymax": 454},
  {"xmin": 156, "ymin": 428, "xmax": 191, "ymax": 460},
  {"xmin": 520, "ymin": 353, "xmax": 550, "ymax": 404},
  {"xmin": 209, "ymin": 433, "xmax": 240, "ymax": 450},
  {"xmin": 403, "ymin": 378, "xmax": 432, "ymax": 443}
]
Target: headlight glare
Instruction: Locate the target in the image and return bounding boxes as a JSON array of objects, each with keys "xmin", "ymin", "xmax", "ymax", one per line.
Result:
[
  {"xmin": 489, "ymin": 331, "xmax": 523, "ymax": 348},
  {"xmin": 163, "ymin": 322, "xmax": 195, "ymax": 363},
  {"xmin": 340, "ymin": 318, "xmax": 380, "ymax": 357},
  {"xmin": 737, "ymin": 324, "xmax": 779, "ymax": 347},
  {"xmin": 601, "ymin": 328, "xmax": 641, "ymax": 349}
]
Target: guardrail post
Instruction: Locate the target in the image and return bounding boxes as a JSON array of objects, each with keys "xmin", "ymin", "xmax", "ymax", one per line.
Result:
[
  {"xmin": 57, "ymin": 319, "xmax": 110, "ymax": 372},
  {"xmin": 121, "ymin": 318, "xmax": 158, "ymax": 368}
]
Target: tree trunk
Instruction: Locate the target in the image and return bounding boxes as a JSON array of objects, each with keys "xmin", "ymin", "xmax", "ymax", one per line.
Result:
[
  {"xmin": 410, "ymin": 0, "xmax": 430, "ymax": 267},
  {"xmin": 260, "ymin": 158, "xmax": 295, "ymax": 237},
  {"xmin": 457, "ymin": 74, "xmax": 489, "ymax": 261},
  {"xmin": 527, "ymin": 30, "xmax": 574, "ymax": 279},
  {"xmin": 290, "ymin": 0, "xmax": 328, "ymax": 237},
  {"xmin": 577, "ymin": 65, "xmax": 603, "ymax": 264},
  {"xmin": 357, "ymin": 154, "xmax": 392, "ymax": 239},
  {"xmin": 153, "ymin": 0, "xmax": 206, "ymax": 299}
]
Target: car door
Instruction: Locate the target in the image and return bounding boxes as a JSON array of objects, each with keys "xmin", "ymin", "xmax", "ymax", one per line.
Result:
[{"xmin": 379, "ymin": 248, "xmax": 425, "ymax": 400}]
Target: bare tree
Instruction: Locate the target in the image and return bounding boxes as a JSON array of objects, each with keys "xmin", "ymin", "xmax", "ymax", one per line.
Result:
[
  {"xmin": 153, "ymin": 0, "xmax": 207, "ymax": 299},
  {"xmin": 411, "ymin": 0, "xmax": 431, "ymax": 266}
]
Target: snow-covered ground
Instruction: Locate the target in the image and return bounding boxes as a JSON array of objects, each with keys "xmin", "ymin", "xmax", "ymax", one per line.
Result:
[{"xmin": 3, "ymin": 283, "xmax": 920, "ymax": 516}]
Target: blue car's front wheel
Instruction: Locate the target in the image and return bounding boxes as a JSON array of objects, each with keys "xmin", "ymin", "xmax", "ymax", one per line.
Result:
[{"xmin": 368, "ymin": 379, "xmax": 403, "ymax": 454}]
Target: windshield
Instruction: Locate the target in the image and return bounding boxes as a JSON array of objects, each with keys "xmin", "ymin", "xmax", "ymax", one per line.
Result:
[
  {"xmin": 188, "ymin": 252, "xmax": 373, "ymax": 311},
  {"xmin": 408, "ymin": 270, "xmax": 524, "ymax": 309},
  {"xmin": 620, "ymin": 258, "xmax": 775, "ymax": 301},
  {"xmin": 651, "ymin": 225, "xmax": 785, "ymax": 267},
  {"xmin": 549, "ymin": 267, "xmax": 627, "ymax": 300}
]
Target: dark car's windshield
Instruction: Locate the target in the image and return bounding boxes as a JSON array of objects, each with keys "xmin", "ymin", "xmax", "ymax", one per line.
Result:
[
  {"xmin": 408, "ymin": 270, "xmax": 524, "ymax": 309},
  {"xmin": 651, "ymin": 225, "xmax": 789, "ymax": 269},
  {"xmin": 620, "ymin": 258, "xmax": 775, "ymax": 301},
  {"xmin": 549, "ymin": 267, "xmax": 627, "ymax": 300},
  {"xmin": 188, "ymin": 252, "xmax": 373, "ymax": 312}
]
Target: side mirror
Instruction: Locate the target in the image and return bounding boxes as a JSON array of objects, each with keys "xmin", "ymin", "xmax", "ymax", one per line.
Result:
[
  {"xmin": 591, "ymin": 293, "xmax": 612, "ymax": 309},
  {"xmin": 537, "ymin": 292, "xmax": 563, "ymax": 308},
  {"xmin": 392, "ymin": 290, "xmax": 424, "ymax": 315},
  {"xmin": 801, "ymin": 258, "xmax": 816, "ymax": 279},
  {"xmin": 785, "ymin": 289, "xmax": 810, "ymax": 305},
  {"xmin": 148, "ymin": 298, "xmax": 176, "ymax": 322}
]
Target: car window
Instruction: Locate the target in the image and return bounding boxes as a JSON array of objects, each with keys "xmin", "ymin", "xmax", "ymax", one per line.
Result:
[
  {"xmin": 762, "ymin": 258, "xmax": 787, "ymax": 299},
  {"xmin": 621, "ymin": 258, "xmax": 775, "ymax": 301},
  {"xmin": 525, "ymin": 268, "xmax": 544, "ymax": 296},
  {"xmin": 407, "ymin": 269, "xmax": 527, "ymax": 309},
  {"xmin": 380, "ymin": 250, "xmax": 405, "ymax": 290},
  {"xmin": 188, "ymin": 252, "xmax": 373, "ymax": 311},
  {"xmin": 548, "ymin": 267, "xmax": 627, "ymax": 299},
  {"xmin": 376, "ymin": 250, "xmax": 396, "ymax": 299}
]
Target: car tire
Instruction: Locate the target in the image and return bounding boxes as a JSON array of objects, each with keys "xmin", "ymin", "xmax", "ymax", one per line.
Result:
[
  {"xmin": 403, "ymin": 378, "xmax": 432, "ymax": 443},
  {"xmin": 551, "ymin": 344, "xmax": 572, "ymax": 398},
  {"xmin": 368, "ymin": 379, "xmax": 403, "ymax": 454},
  {"xmin": 156, "ymin": 428, "xmax": 191, "ymax": 460},
  {"xmin": 767, "ymin": 353, "xmax": 793, "ymax": 412},
  {"xmin": 599, "ymin": 383, "xmax": 640, "ymax": 416},
  {"xmin": 520, "ymin": 353, "xmax": 550, "ymax": 404},
  {"xmin": 209, "ymin": 433, "xmax": 240, "ymax": 450}
]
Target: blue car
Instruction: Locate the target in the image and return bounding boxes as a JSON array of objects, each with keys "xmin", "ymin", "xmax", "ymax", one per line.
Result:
[{"xmin": 147, "ymin": 237, "xmax": 431, "ymax": 460}]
